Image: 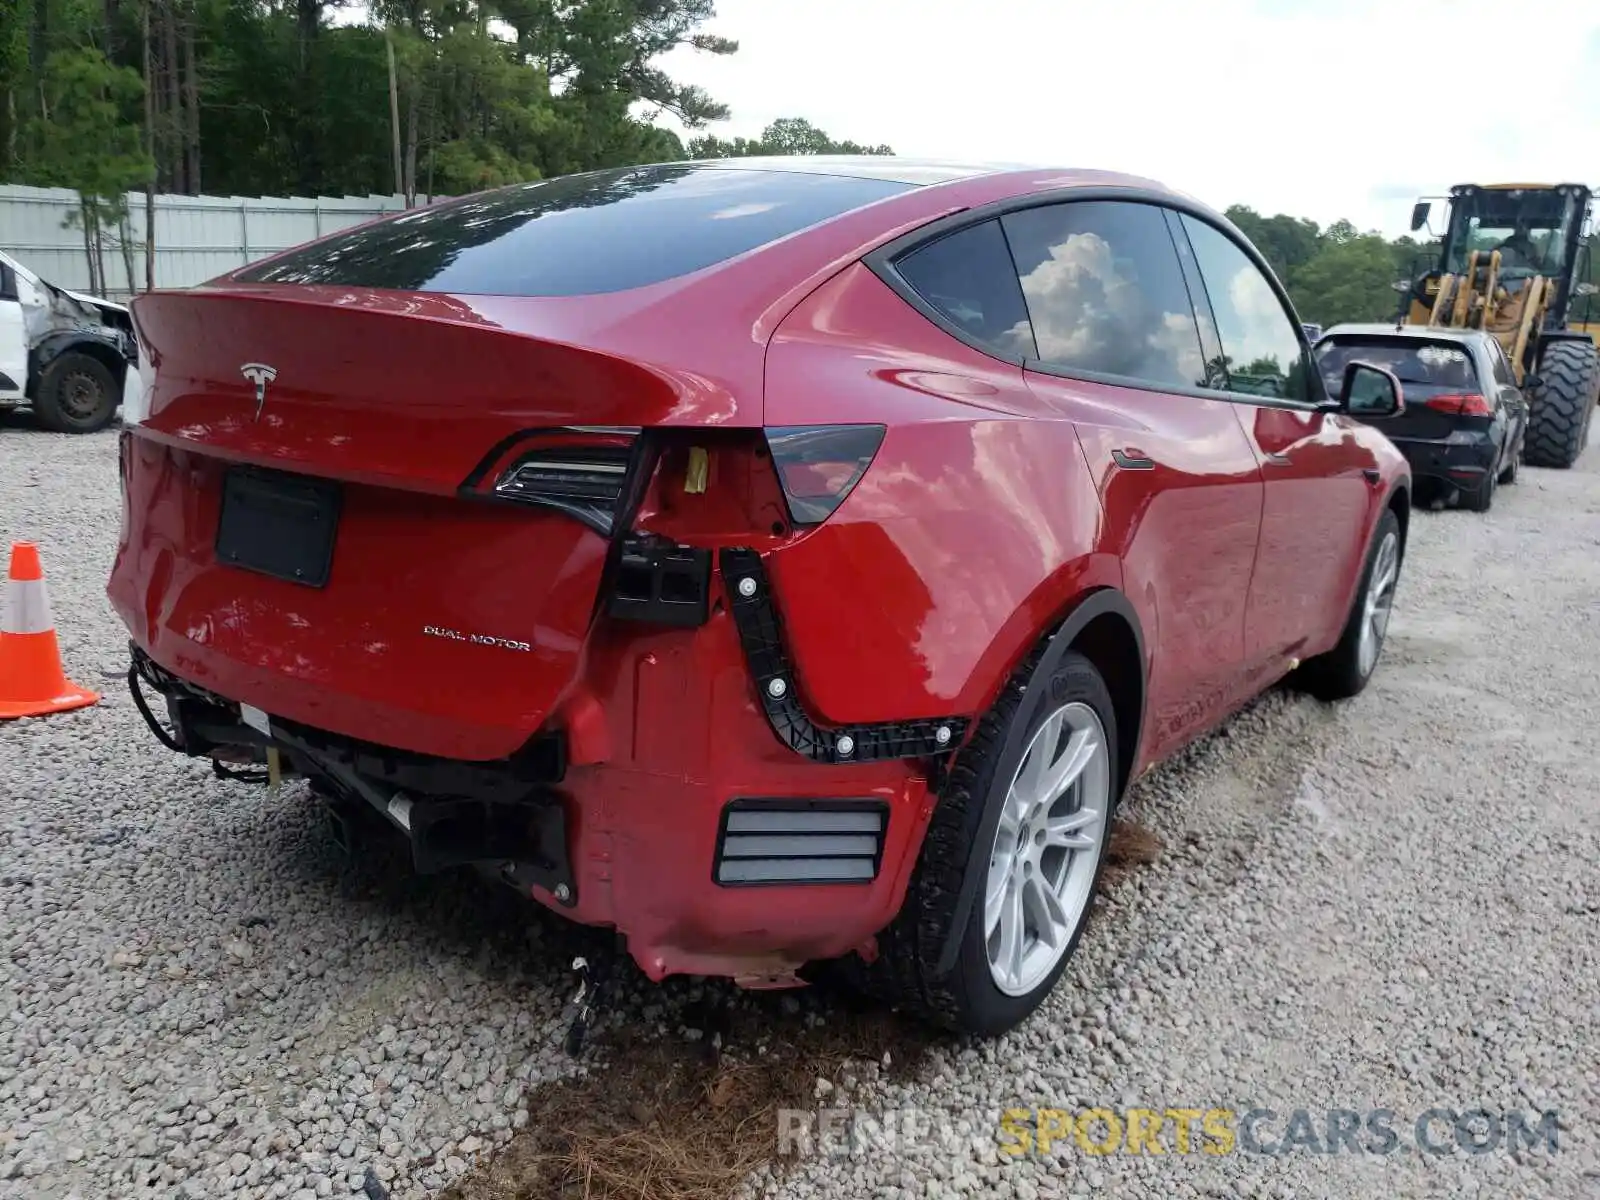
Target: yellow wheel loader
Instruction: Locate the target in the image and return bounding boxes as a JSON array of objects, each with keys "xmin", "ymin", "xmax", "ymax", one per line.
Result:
[{"xmin": 1399, "ymin": 183, "xmax": 1599, "ymax": 468}]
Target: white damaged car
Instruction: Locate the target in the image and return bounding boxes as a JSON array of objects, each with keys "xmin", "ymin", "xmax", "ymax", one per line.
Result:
[{"xmin": 0, "ymin": 250, "xmax": 138, "ymax": 433}]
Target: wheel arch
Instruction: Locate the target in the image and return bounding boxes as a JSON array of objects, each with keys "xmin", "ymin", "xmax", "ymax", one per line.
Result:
[
  {"xmin": 1385, "ymin": 479, "xmax": 1411, "ymax": 563},
  {"xmin": 30, "ymin": 330, "xmax": 131, "ymax": 396},
  {"xmin": 1536, "ymin": 329, "xmax": 1600, "ymax": 351},
  {"xmin": 933, "ymin": 585, "xmax": 1147, "ymax": 977}
]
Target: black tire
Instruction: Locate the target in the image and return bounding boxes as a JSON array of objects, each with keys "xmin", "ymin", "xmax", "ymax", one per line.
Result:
[
  {"xmin": 1294, "ymin": 507, "xmax": 1402, "ymax": 701},
  {"xmin": 1498, "ymin": 452, "xmax": 1518, "ymax": 485},
  {"xmin": 1523, "ymin": 339, "xmax": 1599, "ymax": 469},
  {"xmin": 34, "ymin": 351, "xmax": 119, "ymax": 434},
  {"xmin": 865, "ymin": 649, "xmax": 1118, "ymax": 1036},
  {"xmin": 1462, "ymin": 468, "xmax": 1495, "ymax": 512}
]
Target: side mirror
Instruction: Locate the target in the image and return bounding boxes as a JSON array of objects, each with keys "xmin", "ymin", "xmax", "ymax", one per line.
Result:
[
  {"xmin": 1340, "ymin": 360, "xmax": 1404, "ymax": 418},
  {"xmin": 1410, "ymin": 201, "xmax": 1431, "ymax": 232}
]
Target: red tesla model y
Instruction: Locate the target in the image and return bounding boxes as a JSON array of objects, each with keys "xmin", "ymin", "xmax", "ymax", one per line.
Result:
[{"xmin": 110, "ymin": 157, "xmax": 1411, "ymax": 1035}]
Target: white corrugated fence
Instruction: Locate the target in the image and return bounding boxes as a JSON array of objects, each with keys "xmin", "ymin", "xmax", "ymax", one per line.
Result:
[{"xmin": 0, "ymin": 185, "xmax": 442, "ymax": 302}]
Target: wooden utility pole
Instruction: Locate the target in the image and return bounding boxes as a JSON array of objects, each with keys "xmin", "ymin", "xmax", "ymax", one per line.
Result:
[
  {"xmin": 386, "ymin": 31, "xmax": 403, "ymax": 202},
  {"xmin": 142, "ymin": 0, "xmax": 155, "ymax": 290}
]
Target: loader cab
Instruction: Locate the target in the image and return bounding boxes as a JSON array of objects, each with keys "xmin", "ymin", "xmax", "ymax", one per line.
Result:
[{"xmin": 1414, "ymin": 185, "xmax": 1591, "ymax": 318}]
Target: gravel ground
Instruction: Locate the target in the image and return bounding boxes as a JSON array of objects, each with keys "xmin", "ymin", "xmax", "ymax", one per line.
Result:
[{"xmin": 3, "ymin": 418, "xmax": 1599, "ymax": 1199}]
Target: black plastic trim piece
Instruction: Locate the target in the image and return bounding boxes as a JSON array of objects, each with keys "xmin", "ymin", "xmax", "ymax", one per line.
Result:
[
  {"xmin": 712, "ymin": 797, "xmax": 890, "ymax": 887},
  {"xmin": 606, "ymin": 534, "xmax": 711, "ymax": 627},
  {"xmin": 862, "ymin": 184, "xmax": 1333, "ymax": 413},
  {"xmin": 497, "ymin": 808, "xmax": 577, "ymax": 905},
  {"xmin": 33, "ymin": 327, "xmax": 134, "ymax": 375},
  {"xmin": 1110, "ymin": 449, "xmax": 1155, "ymax": 471},
  {"xmin": 719, "ymin": 547, "xmax": 969, "ymax": 764},
  {"xmin": 215, "ymin": 466, "xmax": 342, "ymax": 588},
  {"xmin": 934, "ymin": 588, "xmax": 1147, "ymax": 977}
]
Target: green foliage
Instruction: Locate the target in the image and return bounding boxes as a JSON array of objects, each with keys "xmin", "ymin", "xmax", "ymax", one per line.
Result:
[
  {"xmin": 0, "ymin": 0, "xmax": 745, "ymax": 197},
  {"xmin": 1227, "ymin": 204, "xmax": 1443, "ymax": 327},
  {"xmin": 688, "ymin": 117, "xmax": 894, "ymax": 159},
  {"xmin": 20, "ymin": 47, "xmax": 151, "ymax": 199}
]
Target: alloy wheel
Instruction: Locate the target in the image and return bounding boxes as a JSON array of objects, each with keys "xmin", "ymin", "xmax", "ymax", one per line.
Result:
[
  {"xmin": 1357, "ymin": 530, "xmax": 1399, "ymax": 679},
  {"xmin": 984, "ymin": 701, "xmax": 1111, "ymax": 997}
]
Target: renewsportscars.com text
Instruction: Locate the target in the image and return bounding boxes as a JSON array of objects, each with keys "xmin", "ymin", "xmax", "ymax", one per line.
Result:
[{"xmin": 776, "ymin": 1105, "xmax": 1562, "ymax": 1160}]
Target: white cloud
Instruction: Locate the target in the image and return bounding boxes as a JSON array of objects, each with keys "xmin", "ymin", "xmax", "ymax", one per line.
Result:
[
  {"xmin": 1009, "ymin": 228, "xmax": 1203, "ymax": 385},
  {"xmin": 655, "ymin": 0, "xmax": 1600, "ymax": 238}
]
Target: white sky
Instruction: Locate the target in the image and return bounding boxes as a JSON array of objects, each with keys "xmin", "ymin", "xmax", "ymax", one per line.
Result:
[{"xmin": 654, "ymin": 0, "xmax": 1600, "ymax": 239}]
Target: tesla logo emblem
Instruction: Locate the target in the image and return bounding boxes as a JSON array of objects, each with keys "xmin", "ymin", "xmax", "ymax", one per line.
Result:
[{"xmin": 240, "ymin": 363, "xmax": 278, "ymax": 420}]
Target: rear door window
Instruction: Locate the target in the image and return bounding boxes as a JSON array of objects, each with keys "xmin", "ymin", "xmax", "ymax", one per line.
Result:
[
  {"xmin": 999, "ymin": 200, "xmax": 1208, "ymax": 390},
  {"xmin": 893, "ymin": 220, "xmax": 1037, "ymax": 360},
  {"xmin": 236, "ymin": 165, "xmax": 915, "ymax": 297}
]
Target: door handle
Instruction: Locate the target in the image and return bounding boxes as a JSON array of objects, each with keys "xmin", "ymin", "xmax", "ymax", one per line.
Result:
[
  {"xmin": 1111, "ymin": 448, "xmax": 1156, "ymax": 470},
  {"xmin": 1263, "ymin": 451, "xmax": 1292, "ymax": 466}
]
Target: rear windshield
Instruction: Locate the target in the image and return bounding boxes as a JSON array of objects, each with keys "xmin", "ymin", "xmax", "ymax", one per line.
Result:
[
  {"xmin": 1314, "ymin": 336, "xmax": 1481, "ymax": 400},
  {"xmin": 235, "ymin": 164, "xmax": 915, "ymax": 297}
]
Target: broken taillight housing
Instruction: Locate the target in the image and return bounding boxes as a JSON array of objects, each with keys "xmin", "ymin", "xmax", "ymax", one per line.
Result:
[{"xmin": 763, "ymin": 425, "xmax": 885, "ymax": 526}]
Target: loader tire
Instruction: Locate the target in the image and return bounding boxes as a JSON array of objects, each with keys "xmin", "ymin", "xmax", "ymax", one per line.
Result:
[{"xmin": 1523, "ymin": 340, "xmax": 1599, "ymax": 469}]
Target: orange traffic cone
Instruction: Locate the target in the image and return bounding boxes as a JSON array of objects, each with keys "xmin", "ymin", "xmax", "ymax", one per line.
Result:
[{"xmin": 0, "ymin": 541, "xmax": 100, "ymax": 719}]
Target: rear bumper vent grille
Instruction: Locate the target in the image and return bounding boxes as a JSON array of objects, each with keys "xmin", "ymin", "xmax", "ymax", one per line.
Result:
[{"xmin": 714, "ymin": 799, "xmax": 887, "ymax": 886}]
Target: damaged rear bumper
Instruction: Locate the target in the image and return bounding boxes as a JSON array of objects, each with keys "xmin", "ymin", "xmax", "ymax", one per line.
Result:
[
  {"xmin": 126, "ymin": 618, "xmax": 942, "ymax": 986},
  {"xmin": 130, "ymin": 644, "xmax": 578, "ymax": 899},
  {"xmin": 1387, "ymin": 431, "xmax": 1499, "ymax": 495}
]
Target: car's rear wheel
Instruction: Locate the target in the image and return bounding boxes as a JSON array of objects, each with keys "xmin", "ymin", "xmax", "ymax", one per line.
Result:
[
  {"xmin": 866, "ymin": 650, "xmax": 1117, "ymax": 1036},
  {"xmin": 1294, "ymin": 507, "xmax": 1402, "ymax": 701},
  {"xmin": 1462, "ymin": 468, "xmax": 1496, "ymax": 512},
  {"xmin": 35, "ymin": 351, "xmax": 119, "ymax": 434}
]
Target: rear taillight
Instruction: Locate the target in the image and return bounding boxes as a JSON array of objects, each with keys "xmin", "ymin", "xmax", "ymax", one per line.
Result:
[
  {"xmin": 1423, "ymin": 392, "xmax": 1492, "ymax": 416},
  {"xmin": 492, "ymin": 442, "xmax": 635, "ymax": 535},
  {"xmin": 764, "ymin": 425, "xmax": 885, "ymax": 526}
]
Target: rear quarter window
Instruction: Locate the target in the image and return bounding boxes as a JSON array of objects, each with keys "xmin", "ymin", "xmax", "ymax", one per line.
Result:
[
  {"xmin": 236, "ymin": 164, "xmax": 915, "ymax": 297},
  {"xmin": 893, "ymin": 219, "xmax": 1037, "ymax": 360}
]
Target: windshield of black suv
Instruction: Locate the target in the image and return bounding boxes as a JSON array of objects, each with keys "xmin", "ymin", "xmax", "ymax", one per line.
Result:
[{"xmin": 1314, "ymin": 337, "xmax": 1481, "ymax": 402}]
